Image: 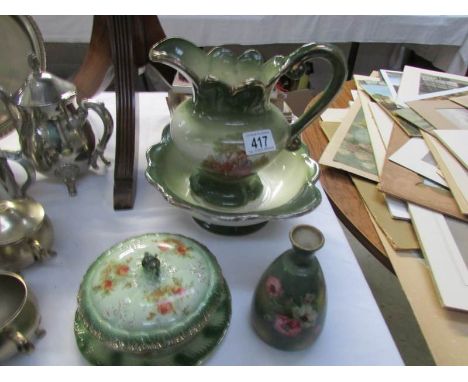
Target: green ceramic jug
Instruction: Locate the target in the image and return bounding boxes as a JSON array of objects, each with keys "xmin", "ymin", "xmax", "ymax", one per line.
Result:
[
  {"xmin": 251, "ymin": 225, "xmax": 327, "ymax": 350},
  {"xmin": 149, "ymin": 38, "xmax": 346, "ymax": 208}
]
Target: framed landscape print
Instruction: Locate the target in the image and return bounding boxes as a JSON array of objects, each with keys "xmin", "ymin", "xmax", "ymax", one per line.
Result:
[
  {"xmin": 358, "ymin": 90, "xmax": 386, "ymax": 176},
  {"xmin": 393, "ymin": 108, "xmax": 435, "ymax": 133},
  {"xmin": 380, "ymin": 69, "xmax": 403, "ymax": 100},
  {"xmin": 319, "ymin": 98, "xmax": 379, "ymax": 182},
  {"xmin": 398, "ymin": 66, "xmax": 468, "ymax": 102},
  {"xmin": 408, "ymin": 99, "xmax": 468, "ymax": 131},
  {"xmin": 358, "ymin": 78, "xmax": 421, "ymax": 137}
]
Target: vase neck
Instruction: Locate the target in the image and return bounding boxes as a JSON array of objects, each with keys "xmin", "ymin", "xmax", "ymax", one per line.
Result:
[
  {"xmin": 286, "ymin": 225, "xmax": 324, "ymax": 268},
  {"xmin": 289, "ymin": 248, "xmax": 317, "ymax": 267}
]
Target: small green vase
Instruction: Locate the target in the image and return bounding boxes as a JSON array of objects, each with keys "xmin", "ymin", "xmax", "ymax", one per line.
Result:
[{"xmin": 251, "ymin": 225, "xmax": 326, "ymax": 351}]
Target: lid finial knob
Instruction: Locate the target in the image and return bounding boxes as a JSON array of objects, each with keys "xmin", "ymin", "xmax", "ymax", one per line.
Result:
[
  {"xmin": 142, "ymin": 252, "xmax": 160, "ymax": 279},
  {"xmin": 27, "ymin": 53, "xmax": 41, "ymax": 75}
]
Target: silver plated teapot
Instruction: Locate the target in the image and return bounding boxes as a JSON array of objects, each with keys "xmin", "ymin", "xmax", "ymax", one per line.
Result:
[{"xmin": 0, "ymin": 54, "xmax": 113, "ymax": 196}]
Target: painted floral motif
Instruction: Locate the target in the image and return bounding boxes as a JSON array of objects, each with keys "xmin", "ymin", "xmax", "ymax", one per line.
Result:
[
  {"xmin": 145, "ymin": 277, "xmax": 185, "ymax": 302},
  {"xmin": 292, "ymin": 304, "xmax": 318, "ymax": 329},
  {"xmin": 85, "ymin": 234, "xmax": 216, "ymax": 335},
  {"xmin": 93, "ymin": 259, "xmax": 132, "ymax": 295},
  {"xmin": 265, "ymin": 276, "xmax": 283, "ymax": 297},
  {"xmin": 116, "ymin": 264, "xmax": 129, "ymax": 276},
  {"xmin": 172, "ymin": 286, "xmax": 185, "ymax": 295},
  {"xmin": 202, "ymin": 138, "xmax": 269, "ymax": 177},
  {"xmin": 102, "ymin": 279, "xmax": 113, "ymax": 292},
  {"xmin": 263, "ymin": 275, "xmax": 321, "ymax": 338},
  {"xmin": 274, "ymin": 315, "xmax": 302, "ymax": 337},
  {"xmin": 142, "ymin": 276, "xmax": 194, "ymax": 320},
  {"xmin": 154, "ymin": 238, "xmax": 193, "ymax": 257},
  {"xmin": 157, "ymin": 301, "xmax": 174, "ymax": 315},
  {"xmin": 203, "ymin": 150, "xmax": 253, "ymax": 177}
]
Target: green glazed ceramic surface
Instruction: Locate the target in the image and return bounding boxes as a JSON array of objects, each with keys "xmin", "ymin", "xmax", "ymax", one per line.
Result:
[
  {"xmin": 251, "ymin": 225, "xmax": 327, "ymax": 351},
  {"xmin": 74, "ymin": 233, "xmax": 231, "ymax": 365},
  {"xmin": 74, "ymin": 281, "xmax": 231, "ymax": 366},
  {"xmin": 193, "ymin": 219, "xmax": 268, "ymax": 236},
  {"xmin": 149, "ymin": 38, "xmax": 346, "ymax": 208},
  {"xmin": 145, "ymin": 125, "xmax": 322, "ymax": 234}
]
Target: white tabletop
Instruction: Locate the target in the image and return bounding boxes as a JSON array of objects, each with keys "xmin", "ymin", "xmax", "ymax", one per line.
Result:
[{"xmin": 2, "ymin": 92, "xmax": 403, "ymax": 365}]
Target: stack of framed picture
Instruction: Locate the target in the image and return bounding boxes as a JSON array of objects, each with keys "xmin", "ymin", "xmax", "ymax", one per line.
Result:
[{"xmin": 318, "ymin": 65, "xmax": 468, "ymax": 316}]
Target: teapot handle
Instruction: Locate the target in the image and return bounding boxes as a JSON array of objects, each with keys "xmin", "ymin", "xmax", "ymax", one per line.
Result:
[
  {"xmin": 273, "ymin": 44, "xmax": 347, "ymax": 150},
  {"xmin": 81, "ymin": 100, "xmax": 114, "ymax": 169},
  {"xmin": 0, "ymin": 150, "xmax": 36, "ymax": 198}
]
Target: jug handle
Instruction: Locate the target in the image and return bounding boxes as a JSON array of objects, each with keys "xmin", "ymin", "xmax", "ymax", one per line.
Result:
[
  {"xmin": 80, "ymin": 100, "xmax": 114, "ymax": 169},
  {"xmin": 271, "ymin": 44, "xmax": 347, "ymax": 150},
  {"xmin": 0, "ymin": 150, "xmax": 36, "ymax": 198}
]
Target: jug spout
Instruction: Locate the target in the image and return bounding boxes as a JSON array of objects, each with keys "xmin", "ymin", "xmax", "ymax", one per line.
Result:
[{"xmin": 149, "ymin": 38, "xmax": 204, "ymax": 93}]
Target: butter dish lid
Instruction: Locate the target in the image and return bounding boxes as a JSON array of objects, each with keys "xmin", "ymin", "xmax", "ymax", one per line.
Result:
[{"xmin": 77, "ymin": 233, "xmax": 226, "ymax": 353}]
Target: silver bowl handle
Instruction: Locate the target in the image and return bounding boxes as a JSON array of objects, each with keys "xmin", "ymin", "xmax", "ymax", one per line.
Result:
[
  {"xmin": 29, "ymin": 238, "xmax": 57, "ymax": 262},
  {"xmin": 5, "ymin": 328, "xmax": 35, "ymax": 353}
]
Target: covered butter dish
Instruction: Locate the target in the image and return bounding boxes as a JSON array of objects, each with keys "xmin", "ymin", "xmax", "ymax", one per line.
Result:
[{"xmin": 74, "ymin": 233, "xmax": 231, "ymax": 366}]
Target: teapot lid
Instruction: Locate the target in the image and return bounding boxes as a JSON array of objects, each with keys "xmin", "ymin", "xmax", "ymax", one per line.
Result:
[
  {"xmin": 13, "ymin": 54, "xmax": 76, "ymax": 107},
  {"xmin": 76, "ymin": 233, "xmax": 226, "ymax": 353}
]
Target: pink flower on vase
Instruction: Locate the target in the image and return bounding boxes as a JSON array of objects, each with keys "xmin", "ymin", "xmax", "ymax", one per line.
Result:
[
  {"xmin": 274, "ymin": 315, "xmax": 302, "ymax": 337},
  {"xmin": 265, "ymin": 276, "xmax": 283, "ymax": 297}
]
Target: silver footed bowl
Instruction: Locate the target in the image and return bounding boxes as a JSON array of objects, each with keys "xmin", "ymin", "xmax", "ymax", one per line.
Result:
[
  {"xmin": 0, "ymin": 270, "xmax": 45, "ymax": 362},
  {"xmin": 0, "ymin": 199, "xmax": 44, "ymax": 245},
  {"xmin": 0, "ymin": 198, "xmax": 56, "ymax": 271},
  {"xmin": 145, "ymin": 125, "xmax": 322, "ymax": 235}
]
